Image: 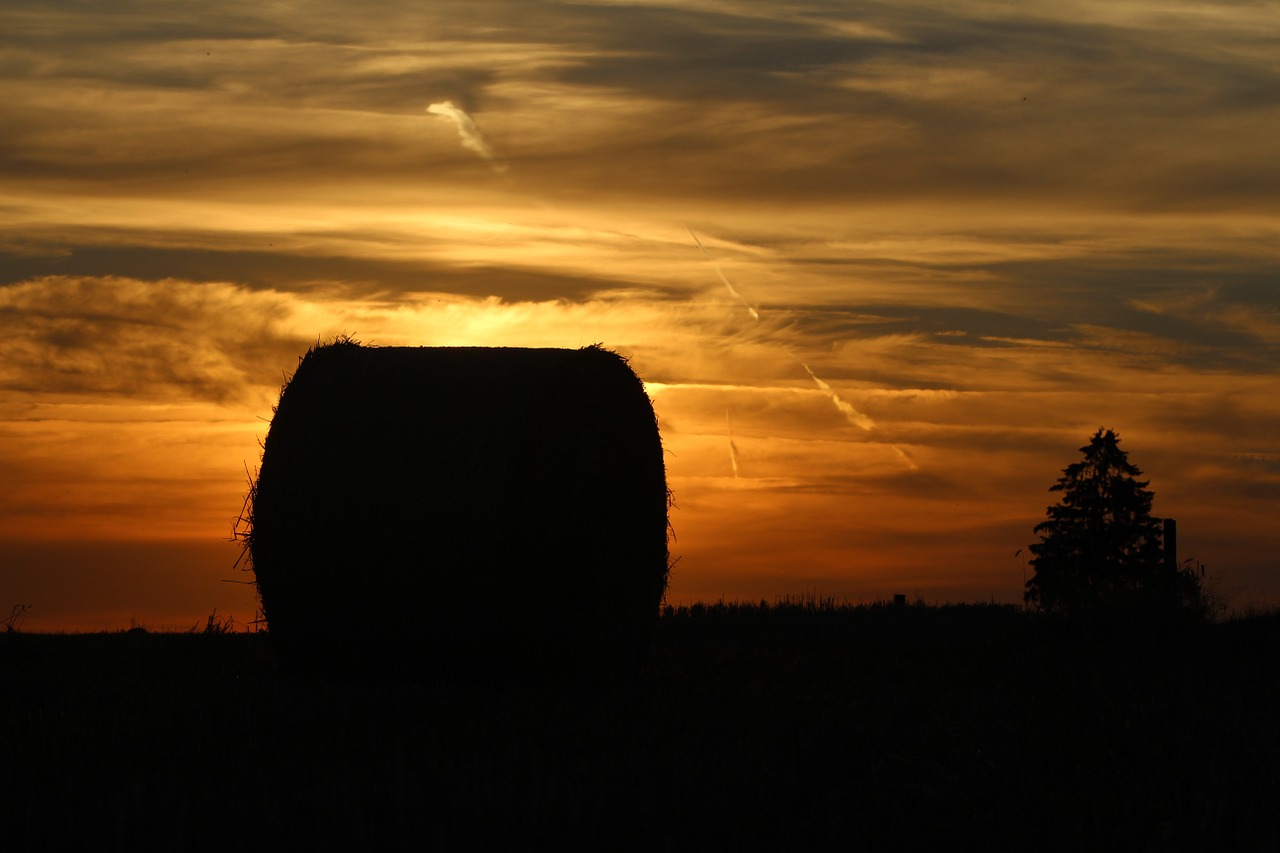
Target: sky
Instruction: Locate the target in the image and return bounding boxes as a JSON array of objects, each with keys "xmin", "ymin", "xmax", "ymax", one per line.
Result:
[{"xmin": 2, "ymin": 0, "xmax": 1278, "ymax": 631}]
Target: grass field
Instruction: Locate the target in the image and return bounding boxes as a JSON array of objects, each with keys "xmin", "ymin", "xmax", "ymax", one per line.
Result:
[{"xmin": 3, "ymin": 601, "xmax": 1277, "ymax": 850}]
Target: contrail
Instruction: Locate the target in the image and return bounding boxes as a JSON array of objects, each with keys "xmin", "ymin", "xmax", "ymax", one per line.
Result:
[
  {"xmin": 727, "ymin": 409, "xmax": 741, "ymax": 478},
  {"xmin": 427, "ymin": 101, "xmax": 507, "ymax": 172},
  {"xmin": 688, "ymin": 227, "xmax": 759, "ymax": 321},
  {"xmin": 892, "ymin": 444, "xmax": 919, "ymax": 471},
  {"xmin": 801, "ymin": 362, "xmax": 875, "ymax": 431}
]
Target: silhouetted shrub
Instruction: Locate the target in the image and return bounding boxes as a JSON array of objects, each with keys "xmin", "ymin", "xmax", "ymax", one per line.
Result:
[{"xmin": 247, "ymin": 341, "xmax": 669, "ymax": 682}]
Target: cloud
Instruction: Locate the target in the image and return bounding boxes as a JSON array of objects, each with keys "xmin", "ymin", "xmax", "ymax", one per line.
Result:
[
  {"xmin": 3, "ymin": 0, "xmax": 1279, "ymax": 614},
  {"xmin": 6, "ymin": 0, "xmax": 1279, "ymax": 210},
  {"xmin": 427, "ymin": 100, "xmax": 507, "ymax": 171},
  {"xmin": 0, "ymin": 276, "xmax": 310, "ymax": 404},
  {"xmin": 0, "ymin": 238, "xmax": 626, "ymax": 302}
]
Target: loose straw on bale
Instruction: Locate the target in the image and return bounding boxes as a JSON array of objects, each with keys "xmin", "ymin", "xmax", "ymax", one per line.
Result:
[{"xmin": 247, "ymin": 340, "xmax": 669, "ymax": 682}]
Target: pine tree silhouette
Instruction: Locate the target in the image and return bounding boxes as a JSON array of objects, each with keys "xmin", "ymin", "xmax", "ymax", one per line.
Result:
[{"xmin": 1025, "ymin": 428, "xmax": 1190, "ymax": 616}]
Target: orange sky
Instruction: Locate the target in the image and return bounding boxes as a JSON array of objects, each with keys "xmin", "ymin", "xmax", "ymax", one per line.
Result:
[{"xmin": 3, "ymin": 0, "xmax": 1278, "ymax": 631}]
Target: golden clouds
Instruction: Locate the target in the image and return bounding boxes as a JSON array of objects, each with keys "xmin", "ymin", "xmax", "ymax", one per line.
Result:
[
  {"xmin": 2, "ymin": 0, "xmax": 1279, "ymax": 627},
  {"xmin": 3, "ymin": 0, "xmax": 1278, "ymax": 209},
  {"xmin": 0, "ymin": 276, "xmax": 308, "ymax": 404}
]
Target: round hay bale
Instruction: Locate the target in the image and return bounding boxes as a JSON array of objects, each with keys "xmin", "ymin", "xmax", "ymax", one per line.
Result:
[{"xmin": 248, "ymin": 341, "xmax": 669, "ymax": 682}]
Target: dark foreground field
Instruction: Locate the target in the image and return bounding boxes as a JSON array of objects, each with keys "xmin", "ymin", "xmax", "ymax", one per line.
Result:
[{"xmin": 4, "ymin": 603, "xmax": 1278, "ymax": 851}]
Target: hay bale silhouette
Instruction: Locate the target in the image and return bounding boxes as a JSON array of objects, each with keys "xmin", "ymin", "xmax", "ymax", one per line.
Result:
[{"xmin": 249, "ymin": 340, "xmax": 669, "ymax": 682}]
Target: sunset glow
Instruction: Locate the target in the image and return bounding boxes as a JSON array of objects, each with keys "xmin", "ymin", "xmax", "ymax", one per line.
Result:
[{"xmin": 3, "ymin": 0, "xmax": 1278, "ymax": 630}]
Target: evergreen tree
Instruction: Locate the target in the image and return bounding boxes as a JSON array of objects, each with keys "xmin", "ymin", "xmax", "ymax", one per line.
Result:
[{"xmin": 1026, "ymin": 428, "xmax": 1188, "ymax": 616}]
